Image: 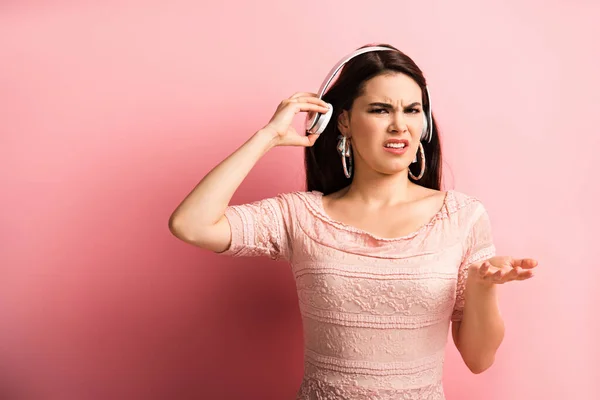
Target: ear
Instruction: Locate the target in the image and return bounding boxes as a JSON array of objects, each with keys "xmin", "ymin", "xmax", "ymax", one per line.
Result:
[{"xmin": 337, "ymin": 110, "xmax": 351, "ymax": 137}]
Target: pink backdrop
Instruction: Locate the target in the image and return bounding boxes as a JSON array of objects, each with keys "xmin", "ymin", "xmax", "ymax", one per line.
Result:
[{"xmin": 1, "ymin": 1, "xmax": 599, "ymax": 399}]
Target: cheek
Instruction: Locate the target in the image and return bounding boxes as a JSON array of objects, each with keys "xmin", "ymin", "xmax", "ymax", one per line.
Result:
[
  {"xmin": 351, "ymin": 116, "xmax": 388, "ymax": 138},
  {"xmin": 353, "ymin": 115, "xmax": 379, "ymax": 129},
  {"xmin": 411, "ymin": 127, "xmax": 422, "ymax": 140},
  {"xmin": 408, "ymin": 117, "xmax": 425, "ymax": 138}
]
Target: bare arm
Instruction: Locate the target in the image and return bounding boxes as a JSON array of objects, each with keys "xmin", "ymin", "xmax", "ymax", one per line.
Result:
[
  {"xmin": 452, "ymin": 256, "xmax": 536, "ymax": 374},
  {"xmin": 168, "ymin": 130, "xmax": 277, "ymax": 252},
  {"xmin": 168, "ymin": 93, "xmax": 329, "ymax": 252},
  {"xmin": 451, "ymin": 270, "xmax": 504, "ymax": 374}
]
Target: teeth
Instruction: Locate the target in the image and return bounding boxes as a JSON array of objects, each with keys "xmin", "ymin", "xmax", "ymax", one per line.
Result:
[{"xmin": 385, "ymin": 143, "xmax": 406, "ymax": 148}]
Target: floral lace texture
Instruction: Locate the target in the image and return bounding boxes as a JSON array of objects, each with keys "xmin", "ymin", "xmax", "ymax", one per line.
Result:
[{"xmin": 221, "ymin": 190, "xmax": 495, "ymax": 399}]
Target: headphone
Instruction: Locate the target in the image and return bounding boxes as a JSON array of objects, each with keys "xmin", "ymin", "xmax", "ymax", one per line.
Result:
[{"xmin": 305, "ymin": 46, "xmax": 433, "ymax": 143}]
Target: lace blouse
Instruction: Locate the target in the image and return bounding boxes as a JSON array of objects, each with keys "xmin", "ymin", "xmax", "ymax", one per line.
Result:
[{"xmin": 220, "ymin": 190, "xmax": 495, "ymax": 400}]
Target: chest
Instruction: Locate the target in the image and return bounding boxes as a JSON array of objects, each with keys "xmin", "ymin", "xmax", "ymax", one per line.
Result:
[
  {"xmin": 298, "ymin": 272, "xmax": 457, "ymax": 317},
  {"xmin": 293, "ymin": 243, "xmax": 464, "ymax": 318},
  {"xmin": 340, "ymin": 210, "xmax": 435, "ymax": 239},
  {"xmin": 321, "ymin": 198, "xmax": 444, "ymax": 240}
]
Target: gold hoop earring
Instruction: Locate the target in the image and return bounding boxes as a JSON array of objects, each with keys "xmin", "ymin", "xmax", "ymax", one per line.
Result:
[
  {"xmin": 409, "ymin": 142, "xmax": 426, "ymax": 181},
  {"xmin": 337, "ymin": 135, "xmax": 352, "ymax": 178}
]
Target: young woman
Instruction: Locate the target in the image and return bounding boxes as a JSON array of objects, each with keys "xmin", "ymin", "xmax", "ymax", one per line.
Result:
[{"xmin": 169, "ymin": 44, "xmax": 537, "ymax": 400}]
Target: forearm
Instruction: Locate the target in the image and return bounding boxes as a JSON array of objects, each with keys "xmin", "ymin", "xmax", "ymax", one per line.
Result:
[
  {"xmin": 169, "ymin": 129, "xmax": 277, "ymax": 236},
  {"xmin": 457, "ymin": 276, "xmax": 505, "ymax": 373}
]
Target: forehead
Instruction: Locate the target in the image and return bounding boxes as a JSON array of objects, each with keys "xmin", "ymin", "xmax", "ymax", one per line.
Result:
[{"xmin": 359, "ymin": 73, "xmax": 422, "ymax": 103}]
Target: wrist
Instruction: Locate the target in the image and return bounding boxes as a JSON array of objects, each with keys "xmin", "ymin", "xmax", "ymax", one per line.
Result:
[
  {"xmin": 467, "ymin": 273, "xmax": 495, "ymax": 289},
  {"xmin": 253, "ymin": 128, "xmax": 280, "ymax": 151},
  {"xmin": 465, "ymin": 278, "xmax": 496, "ymax": 306}
]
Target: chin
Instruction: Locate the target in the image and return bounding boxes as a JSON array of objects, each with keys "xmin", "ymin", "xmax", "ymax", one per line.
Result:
[
  {"xmin": 373, "ymin": 164, "xmax": 411, "ymax": 176},
  {"xmin": 385, "ymin": 159, "xmax": 412, "ymax": 173},
  {"xmin": 359, "ymin": 154, "xmax": 411, "ymax": 176}
]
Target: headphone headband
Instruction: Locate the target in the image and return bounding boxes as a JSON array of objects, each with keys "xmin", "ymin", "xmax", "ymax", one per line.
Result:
[
  {"xmin": 316, "ymin": 46, "xmax": 395, "ymax": 98},
  {"xmin": 306, "ymin": 46, "xmax": 433, "ymax": 143}
]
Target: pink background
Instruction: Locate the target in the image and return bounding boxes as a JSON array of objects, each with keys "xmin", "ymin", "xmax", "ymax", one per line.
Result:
[{"xmin": 1, "ymin": 1, "xmax": 599, "ymax": 399}]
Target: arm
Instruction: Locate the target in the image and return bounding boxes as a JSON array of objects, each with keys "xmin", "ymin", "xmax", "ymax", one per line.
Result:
[
  {"xmin": 168, "ymin": 129, "xmax": 278, "ymax": 252},
  {"xmin": 452, "ymin": 256, "xmax": 537, "ymax": 374},
  {"xmin": 168, "ymin": 93, "xmax": 328, "ymax": 252},
  {"xmin": 451, "ymin": 266, "xmax": 504, "ymax": 374}
]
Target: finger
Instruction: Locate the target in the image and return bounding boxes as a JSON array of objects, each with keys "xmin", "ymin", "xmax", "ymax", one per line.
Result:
[
  {"xmin": 290, "ymin": 102, "xmax": 330, "ymax": 115},
  {"xmin": 516, "ymin": 270, "xmax": 535, "ymax": 280},
  {"xmin": 286, "ymin": 132, "xmax": 319, "ymax": 147},
  {"xmin": 306, "ymin": 133, "xmax": 320, "ymax": 146},
  {"xmin": 290, "ymin": 92, "xmax": 319, "ymax": 99},
  {"xmin": 479, "ymin": 261, "xmax": 490, "ymax": 276},
  {"xmin": 479, "ymin": 266, "xmax": 498, "ymax": 282},
  {"xmin": 501, "ymin": 268, "xmax": 520, "ymax": 283},
  {"xmin": 491, "ymin": 269, "xmax": 504, "ymax": 282},
  {"xmin": 290, "ymin": 96, "xmax": 331, "ymax": 109},
  {"xmin": 522, "ymin": 259, "xmax": 538, "ymax": 269},
  {"xmin": 512, "ymin": 258, "xmax": 538, "ymax": 269}
]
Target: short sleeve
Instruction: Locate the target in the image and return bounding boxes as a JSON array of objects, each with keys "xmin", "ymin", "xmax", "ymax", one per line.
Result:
[
  {"xmin": 451, "ymin": 202, "xmax": 496, "ymax": 322},
  {"xmin": 218, "ymin": 194, "xmax": 293, "ymax": 261}
]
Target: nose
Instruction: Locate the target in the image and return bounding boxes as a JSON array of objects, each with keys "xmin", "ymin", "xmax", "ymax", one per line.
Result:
[{"xmin": 388, "ymin": 113, "xmax": 408, "ymax": 134}]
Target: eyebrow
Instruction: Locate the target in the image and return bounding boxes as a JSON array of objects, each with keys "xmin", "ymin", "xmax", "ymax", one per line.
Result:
[{"xmin": 368, "ymin": 102, "xmax": 422, "ymax": 109}]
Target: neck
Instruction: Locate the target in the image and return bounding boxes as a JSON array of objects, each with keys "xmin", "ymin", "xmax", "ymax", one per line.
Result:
[{"xmin": 344, "ymin": 167, "xmax": 418, "ymax": 207}]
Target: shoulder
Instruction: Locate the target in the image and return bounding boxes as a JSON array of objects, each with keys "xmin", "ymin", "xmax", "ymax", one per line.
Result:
[
  {"xmin": 272, "ymin": 190, "xmax": 320, "ymax": 204},
  {"xmin": 236, "ymin": 190, "xmax": 317, "ymax": 206},
  {"xmin": 254, "ymin": 191, "xmax": 322, "ymax": 217},
  {"xmin": 448, "ymin": 190, "xmax": 482, "ymax": 208},
  {"xmin": 446, "ymin": 190, "xmax": 490, "ymax": 222}
]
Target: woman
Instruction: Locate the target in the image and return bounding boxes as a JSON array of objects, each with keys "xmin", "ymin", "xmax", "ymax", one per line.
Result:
[{"xmin": 168, "ymin": 43, "xmax": 537, "ymax": 400}]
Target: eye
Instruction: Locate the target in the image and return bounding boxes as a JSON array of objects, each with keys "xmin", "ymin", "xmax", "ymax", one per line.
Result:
[
  {"xmin": 369, "ymin": 108, "xmax": 388, "ymax": 114},
  {"xmin": 406, "ymin": 108, "xmax": 421, "ymax": 114}
]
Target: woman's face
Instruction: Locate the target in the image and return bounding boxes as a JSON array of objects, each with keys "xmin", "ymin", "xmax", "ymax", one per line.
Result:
[{"xmin": 338, "ymin": 72, "xmax": 424, "ymax": 177}]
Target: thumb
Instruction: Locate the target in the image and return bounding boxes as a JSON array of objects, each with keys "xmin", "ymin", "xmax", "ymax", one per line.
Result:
[
  {"xmin": 287, "ymin": 132, "xmax": 319, "ymax": 147},
  {"xmin": 512, "ymin": 258, "xmax": 538, "ymax": 269}
]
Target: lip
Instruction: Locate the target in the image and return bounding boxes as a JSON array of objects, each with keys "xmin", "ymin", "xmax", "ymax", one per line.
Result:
[{"xmin": 383, "ymin": 139, "xmax": 410, "ymax": 155}]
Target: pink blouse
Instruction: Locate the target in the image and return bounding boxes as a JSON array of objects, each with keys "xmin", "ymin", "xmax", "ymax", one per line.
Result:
[{"xmin": 221, "ymin": 190, "xmax": 495, "ymax": 400}]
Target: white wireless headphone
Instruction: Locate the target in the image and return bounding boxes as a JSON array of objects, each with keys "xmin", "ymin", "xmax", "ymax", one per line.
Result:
[{"xmin": 305, "ymin": 46, "xmax": 433, "ymax": 143}]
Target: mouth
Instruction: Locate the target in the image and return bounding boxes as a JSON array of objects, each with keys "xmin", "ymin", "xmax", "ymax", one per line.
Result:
[{"xmin": 383, "ymin": 139, "xmax": 409, "ymax": 154}]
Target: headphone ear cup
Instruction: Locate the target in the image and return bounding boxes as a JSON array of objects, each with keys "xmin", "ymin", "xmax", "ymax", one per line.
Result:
[
  {"xmin": 312, "ymin": 105, "xmax": 333, "ymax": 135},
  {"xmin": 305, "ymin": 111, "xmax": 319, "ymax": 134},
  {"xmin": 421, "ymin": 112, "xmax": 428, "ymax": 140}
]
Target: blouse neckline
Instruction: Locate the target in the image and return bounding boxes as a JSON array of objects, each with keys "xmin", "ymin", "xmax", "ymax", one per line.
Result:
[{"xmin": 307, "ymin": 190, "xmax": 454, "ymax": 242}]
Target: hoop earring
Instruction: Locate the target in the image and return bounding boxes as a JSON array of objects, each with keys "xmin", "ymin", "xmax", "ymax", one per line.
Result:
[
  {"xmin": 337, "ymin": 135, "xmax": 353, "ymax": 178},
  {"xmin": 409, "ymin": 142, "xmax": 426, "ymax": 181}
]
